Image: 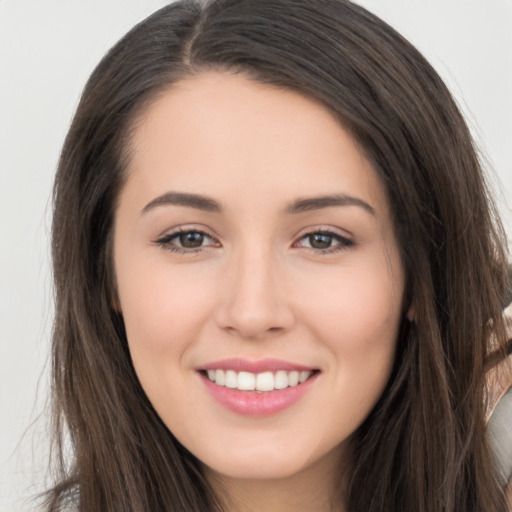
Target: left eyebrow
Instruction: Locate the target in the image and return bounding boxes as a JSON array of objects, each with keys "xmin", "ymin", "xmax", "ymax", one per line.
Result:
[{"xmin": 285, "ymin": 194, "xmax": 376, "ymax": 216}]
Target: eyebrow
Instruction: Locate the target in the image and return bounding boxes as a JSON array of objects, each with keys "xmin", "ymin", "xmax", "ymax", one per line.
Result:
[
  {"xmin": 140, "ymin": 191, "xmax": 375, "ymax": 217},
  {"xmin": 141, "ymin": 192, "xmax": 222, "ymax": 214},
  {"xmin": 285, "ymin": 194, "xmax": 376, "ymax": 216}
]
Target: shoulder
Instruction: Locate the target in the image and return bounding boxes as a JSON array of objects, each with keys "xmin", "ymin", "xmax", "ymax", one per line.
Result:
[
  {"xmin": 488, "ymin": 384, "xmax": 512, "ymax": 505},
  {"xmin": 486, "ymin": 303, "xmax": 512, "ymax": 506}
]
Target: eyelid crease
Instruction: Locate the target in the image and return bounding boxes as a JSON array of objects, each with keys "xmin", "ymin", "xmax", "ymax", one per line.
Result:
[
  {"xmin": 153, "ymin": 227, "xmax": 221, "ymax": 253},
  {"xmin": 153, "ymin": 224, "xmax": 218, "ymax": 241},
  {"xmin": 292, "ymin": 224, "xmax": 355, "ymax": 242},
  {"xmin": 293, "ymin": 229, "xmax": 355, "ymax": 254}
]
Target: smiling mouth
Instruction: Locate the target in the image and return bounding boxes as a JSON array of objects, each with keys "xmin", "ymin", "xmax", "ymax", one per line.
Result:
[{"xmin": 199, "ymin": 369, "xmax": 318, "ymax": 392}]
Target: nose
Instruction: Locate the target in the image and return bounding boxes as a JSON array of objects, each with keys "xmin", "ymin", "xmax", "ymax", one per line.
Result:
[{"xmin": 214, "ymin": 247, "xmax": 295, "ymax": 340}]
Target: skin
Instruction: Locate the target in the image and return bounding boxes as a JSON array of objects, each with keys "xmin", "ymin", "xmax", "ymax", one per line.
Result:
[{"xmin": 113, "ymin": 71, "xmax": 406, "ymax": 511}]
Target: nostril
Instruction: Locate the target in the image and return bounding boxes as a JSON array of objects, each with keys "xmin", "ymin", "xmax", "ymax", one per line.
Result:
[{"xmin": 221, "ymin": 323, "xmax": 287, "ymax": 340}]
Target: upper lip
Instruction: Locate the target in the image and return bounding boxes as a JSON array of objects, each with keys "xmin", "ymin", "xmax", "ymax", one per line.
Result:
[{"xmin": 198, "ymin": 358, "xmax": 317, "ymax": 374}]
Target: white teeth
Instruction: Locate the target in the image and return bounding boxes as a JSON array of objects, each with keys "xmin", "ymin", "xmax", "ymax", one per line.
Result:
[
  {"xmin": 256, "ymin": 372, "xmax": 274, "ymax": 391},
  {"xmin": 274, "ymin": 370, "xmax": 289, "ymax": 390},
  {"xmin": 215, "ymin": 369, "xmax": 225, "ymax": 386},
  {"xmin": 288, "ymin": 371, "xmax": 299, "ymax": 387},
  {"xmin": 225, "ymin": 370, "xmax": 237, "ymax": 389},
  {"xmin": 299, "ymin": 371, "xmax": 311, "ymax": 383},
  {"xmin": 205, "ymin": 369, "xmax": 314, "ymax": 391},
  {"xmin": 237, "ymin": 371, "xmax": 256, "ymax": 391}
]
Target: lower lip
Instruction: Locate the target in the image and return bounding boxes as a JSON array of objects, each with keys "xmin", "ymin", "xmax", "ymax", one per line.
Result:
[{"xmin": 199, "ymin": 372, "xmax": 319, "ymax": 417}]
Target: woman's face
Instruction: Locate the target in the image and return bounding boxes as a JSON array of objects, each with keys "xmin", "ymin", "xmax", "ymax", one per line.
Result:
[{"xmin": 113, "ymin": 72, "xmax": 406, "ymax": 483}]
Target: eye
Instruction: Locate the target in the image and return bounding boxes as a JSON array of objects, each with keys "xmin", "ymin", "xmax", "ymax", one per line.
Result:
[
  {"xmin": 177, "ymin": 231, "xmax": 206, "ymax": 248},
  {"xmin": 154, "ymin": 228, "xmax": 219, "ymax": 253},
  {"xmin": 295, "ymin": 230, "xmax": 354, "ymax": 254}
]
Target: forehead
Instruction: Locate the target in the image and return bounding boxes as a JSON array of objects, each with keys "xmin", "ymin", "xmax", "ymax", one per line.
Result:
[{"xmin": 123, "ymin": 71, "xmax": 389, "ymax": 216}]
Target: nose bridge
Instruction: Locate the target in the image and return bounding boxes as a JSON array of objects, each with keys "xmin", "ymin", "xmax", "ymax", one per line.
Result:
[
  {"xmin": 217, "ymin": 241, "xmax": 293, "ymax": 338},
  {"xmin": 236, "ymin": 244, "xmax": 275, "ymax": 306}
]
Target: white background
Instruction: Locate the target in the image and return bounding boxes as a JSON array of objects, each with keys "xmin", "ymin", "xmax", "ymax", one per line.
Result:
[{"xmin": 1, "ymin": 1, "xmax": 511, "ymax": 510}]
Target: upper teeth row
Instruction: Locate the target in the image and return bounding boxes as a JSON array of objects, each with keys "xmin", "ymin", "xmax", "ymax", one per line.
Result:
[{"xmin": 206, "ymin": 369, "xmax": 312, "ymax": 392}]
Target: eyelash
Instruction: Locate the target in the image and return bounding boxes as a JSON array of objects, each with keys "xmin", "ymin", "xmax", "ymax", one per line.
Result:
[
  {"xmin": 154, "ymin": 228, "xmax": 219, "ymax": 254},
  {"xmin": 293, "ymin": 229, "xmax": 355, "ymax": 254},
  {"xmin": 154, "ymin": 228, "xmax": 354, "ymax": 255}
]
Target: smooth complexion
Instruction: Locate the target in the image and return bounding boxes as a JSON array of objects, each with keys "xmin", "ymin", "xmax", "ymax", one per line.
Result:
[{"xmin": 113, "ymin": 72, "xmax": 406, "ymax": 511}]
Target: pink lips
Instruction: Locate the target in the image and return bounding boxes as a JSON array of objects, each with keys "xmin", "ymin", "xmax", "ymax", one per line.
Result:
[
  {"xmin": 197, "ymin": 358, "xmax": 319, "ymax": 417},
  {"xmin": 199, "ymin": 358, "xmax": 316, "ymax": 373}
]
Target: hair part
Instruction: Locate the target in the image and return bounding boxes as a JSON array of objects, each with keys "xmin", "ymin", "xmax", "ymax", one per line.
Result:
[{"xmin": 47, "ymin": 1, "xmax": 510, "ymax": 511}]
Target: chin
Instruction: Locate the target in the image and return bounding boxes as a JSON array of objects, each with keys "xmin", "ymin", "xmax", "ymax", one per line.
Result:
[
  {"xmin": 189, "ymin": 431, "xmax": 346, "ymax": 484},
  {"xmin": 203, "ymin": 453, "xmax": 312, "ymax": 481}
]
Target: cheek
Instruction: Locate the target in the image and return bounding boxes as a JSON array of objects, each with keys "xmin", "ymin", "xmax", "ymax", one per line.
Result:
[
  {"xmin": 297, "ymin": 258, "xmax": 403, "ymax": 400},
  {"xmin": 301, "ymin": 260, "xmax": 403, "ymax": 343},
  {"xmin": 115, "ymin": 258, "xmax": 217, "ymax": 374},
  {"xmin": 115, "ymin": 261, "xmax": 221, "ymax": 431}
]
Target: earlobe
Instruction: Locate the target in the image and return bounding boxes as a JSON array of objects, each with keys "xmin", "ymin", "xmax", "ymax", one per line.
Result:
[
  {"xmin": 105, "ymin": 237, "xmax": 122, "ymax": 313},
  {"xmin": 109, "ymin": 278, "xmax": 122, "ymax": 313},
  {"xmin": 111, "ymin": 293, "xmax": 122, "ymax": 313},
  {"xmin": 406, "ymin": 305, "xmax": 415, "ymax": 323},
  {"xmin": 106, "ymin": 270, "xmax": 122, "ymax": 313}
]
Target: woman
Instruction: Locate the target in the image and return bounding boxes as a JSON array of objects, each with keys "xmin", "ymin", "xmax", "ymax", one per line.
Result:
[{"xmin": 46, "ymin": 0, "xmax": 512, "ymax": 510}]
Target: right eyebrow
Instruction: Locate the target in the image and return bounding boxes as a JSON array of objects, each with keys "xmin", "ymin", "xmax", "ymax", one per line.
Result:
[{"xmin": 140, "ymin": 191, "xmax": 222, "ymax": 215}]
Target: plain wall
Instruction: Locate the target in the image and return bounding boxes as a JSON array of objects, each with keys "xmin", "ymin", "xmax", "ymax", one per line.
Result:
[{"xmin": 1, "ymin": 1, "xmax": 511, "ymax": 510}]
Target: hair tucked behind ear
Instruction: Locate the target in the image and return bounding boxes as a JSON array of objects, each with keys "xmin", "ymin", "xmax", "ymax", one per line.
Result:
[{"xmin": 46, "ymin": 1, "xmax": 510, "ymax": 511}]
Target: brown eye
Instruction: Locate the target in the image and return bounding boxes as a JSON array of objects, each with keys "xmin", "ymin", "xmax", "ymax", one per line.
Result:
[
  {"xmin": 308, "ymin": 233, "xmax": 333, "ymax": 249},
  {"xmin": 155, "ymin": 229, "xmax": 219, "ymax": 253},
  {"xmin": 295, "ymin": 230, "xmax": 354, "ymax": 254},
  {"xmin": 179, "ymin": 231, "xmax": 204, "ymax": 248}
]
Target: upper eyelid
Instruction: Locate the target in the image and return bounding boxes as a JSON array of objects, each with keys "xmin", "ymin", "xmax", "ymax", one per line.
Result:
[
  {"xmin": 292, "ymin": 227, "xmax": 356, "ymax": 250},
  {"xmin": 155, "ymin": 225, "xmax": 218, "ymax": 240},
  {"xmin": 299, "ymin": 230, "xmax": 348, "ymax": 240},
  {"xmin": 153, "ymin": 230, "xmax": 220, "ymax": 253},
  {"xmin": 153, "ymin": 225, "xmax": 353, "ymax": 246},
  {"xmin": 293, "ymin": 225, "xmax": 354, "ymax": 241},
  {"xmin": 295, "ymin": 231, "xmax": 352, "ymax": 246}
]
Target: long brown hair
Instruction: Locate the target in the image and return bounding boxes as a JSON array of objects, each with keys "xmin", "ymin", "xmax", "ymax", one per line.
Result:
[{"xmin": 46, "ymin": 1, "xmax": 511, "ymax": 510}]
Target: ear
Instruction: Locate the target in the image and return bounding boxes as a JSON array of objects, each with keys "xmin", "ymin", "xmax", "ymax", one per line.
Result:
[
  {"xmin": 406, "ymin": 304, "xmax": 415, "ymax": 322},
  {"xmin": 105, "ymin": 265, "xmax": 122, "ymax": 313},
  {"xmin": 111, "ymin": 291, "xmax": 122, "ymax": 313},
  {"xmin": 108, "ymin": 276, "xmax": 122, "ymax": 313},
  {"xmin": 104, "ymin": 233, "xmax": 122, "ymax": 313}
]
